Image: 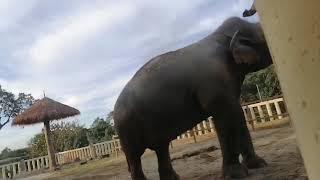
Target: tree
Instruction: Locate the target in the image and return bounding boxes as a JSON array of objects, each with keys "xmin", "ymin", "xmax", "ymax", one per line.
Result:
[
  {"xmin": 50, "ymin": 121, "xmax": 89, "ymax": 152},
  {"xmin": 0, "ymin": 86, "xmax": 35, "ymax": 130},
  {"xmin": 241, "ymin": 65, "xmax": 282, "ymax": 103},
  {"xmin": 106, "ymin": 111, "xmax": 114, "ymax": 123},
  {"xmin": 88, "ymin": 116, "xmax": 116, "ymax": 143},
  {"xmin": 28, "ymin": 134, "xmax": 47, "ymax": 158},
  {"xmin": 88, "ymin": 117, "xmax": 108, "ymax": 143}
]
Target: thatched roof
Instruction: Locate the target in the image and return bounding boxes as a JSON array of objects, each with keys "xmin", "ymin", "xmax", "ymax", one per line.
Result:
[{"xmin": 12, "ymin": 97, "xmax": 80, "ymax": 126}]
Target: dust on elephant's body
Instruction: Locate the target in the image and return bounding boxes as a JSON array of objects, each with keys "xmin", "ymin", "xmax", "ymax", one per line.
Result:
[{"xmin": 114, "ymin": 17, "xmax": 272, "ymax": 180}]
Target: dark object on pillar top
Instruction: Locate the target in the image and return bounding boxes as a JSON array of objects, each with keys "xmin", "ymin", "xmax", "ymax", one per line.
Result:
[
  {"xmin": 114, "ymin": 17, "xmax": 272, "ymax": 180},
  {"xmin": 243, "ymin": 9, "xmax": 257, "ymax": 17},
  {"xmin": 243, "ymin": 2, "xmax": 257, "ymax": 17}
]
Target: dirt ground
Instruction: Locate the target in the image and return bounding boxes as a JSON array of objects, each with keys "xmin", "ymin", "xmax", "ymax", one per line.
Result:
[{"xmin": 35, "ymin": 124, "xmax": 308, "ymax": 180}]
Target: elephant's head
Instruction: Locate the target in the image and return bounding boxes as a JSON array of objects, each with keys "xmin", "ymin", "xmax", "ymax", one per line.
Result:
[{"xmin": 219, "ymin": 17, "xmax": 273, "ymax": 73}]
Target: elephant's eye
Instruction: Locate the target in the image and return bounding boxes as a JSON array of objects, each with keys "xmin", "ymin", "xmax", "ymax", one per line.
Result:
[{"xmin": 240, "ymin": 39, "xmax": 254, "ymax": 46}]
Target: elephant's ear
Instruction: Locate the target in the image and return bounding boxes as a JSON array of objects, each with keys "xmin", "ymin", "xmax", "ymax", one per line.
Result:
[{"xmin": 230, "ymin": 30, "xmax": 259, "ymax": 65}]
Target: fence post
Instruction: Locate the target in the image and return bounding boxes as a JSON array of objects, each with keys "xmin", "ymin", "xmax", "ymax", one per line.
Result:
[
  {"xmin": 20, "ymin": 159, "xmax": 26, "ymax": 175},
  {"xmin": 274, "ymin": 101, "xmax": 283, "ymax": 119},
  {"xmin": 197, "ymin": 123, "xmax": 203, "ymax": 135},
  {"xmin": 202, "ymin": 120, "xmax": 209, "ymax": 134},
  {"xmin": 191, "ymin": 129, "xmax": 197, "ymax": 143},
  {"xmin": 2, "ymin": 166, "xmax": 6, "ymax": 179},
  {"xmin": 257, "ymin": 105, "xmax": 265, "ymax": 123},
  {"xmin": 89, "ymin": 144, "xmax": 97, "ymax": 159},
  {"xmin": 266, "ymin": 102, "xmax": 274, "ymax": 121},
  {"xmin": 208, "ymin": 117, "xmax": 214, "ymax": 133},
  {"xmin": 246, "ymin": 105, "xmax": 255, "ymax": 131}
]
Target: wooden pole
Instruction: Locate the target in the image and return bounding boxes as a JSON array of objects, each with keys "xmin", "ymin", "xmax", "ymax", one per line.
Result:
[{"xmin": 43, "ymin": 120, "xmax": 57, "ymax": 170}]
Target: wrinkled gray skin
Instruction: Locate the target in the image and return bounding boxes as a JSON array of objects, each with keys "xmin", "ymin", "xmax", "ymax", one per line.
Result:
[{"xmin": 114, "ymin": 17, "xmax": 272, "ymax": 180}]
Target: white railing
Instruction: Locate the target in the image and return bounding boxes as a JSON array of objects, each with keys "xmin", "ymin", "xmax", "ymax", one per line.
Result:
[
  {"xmin": 55, "ymin": 146, "xmax": 92, "ymax": 165},
  {"xmin": 93, "ymin": 139, "xmax": 121, "ymax": 157},
  {"xmin": 0, "ymin": 156, "xmax": 49, "ymax": 179},
  {"xmin": 177, "ymin": 97, "xmax": 288, "ymax": 140},
  {"xmin": 0, "ymin": 139, "xmax": 121, "ymax": 179}
]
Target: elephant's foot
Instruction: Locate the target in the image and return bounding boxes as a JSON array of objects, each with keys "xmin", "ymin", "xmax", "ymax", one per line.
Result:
[
  {"xmin": 131, "ymin": 176, "xmax": 147, "ymax": 180},
  {"xmin": 159, "ymin": 169, "xmax": 180, "ymax": 180},
  {"xmin": 223, "ymin": 163, "xmax": 248, "ymax": 179},
  {"xmin": 242, "ymin": 155, "xmax": 267, "ymax": 169}
]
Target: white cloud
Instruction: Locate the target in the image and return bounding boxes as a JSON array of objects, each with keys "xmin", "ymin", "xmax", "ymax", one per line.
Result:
[
  {"xmin": 27, "ymin": 2, "xmax": 136, "ymax": 66},
  {"xmin": 0, "ymin": 0, "xmax": 38, "ymax": 31}
]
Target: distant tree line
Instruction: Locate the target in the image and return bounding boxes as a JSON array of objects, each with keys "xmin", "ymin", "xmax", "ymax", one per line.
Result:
[{"xmin": 0, "ymin": 147, "xmax": 28, "ymax": 160}]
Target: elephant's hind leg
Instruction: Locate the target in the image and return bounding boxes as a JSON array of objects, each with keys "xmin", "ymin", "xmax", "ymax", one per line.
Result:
[{"xmin": 155, "ymin": 142, "xmax": 180, "ymax": 180}]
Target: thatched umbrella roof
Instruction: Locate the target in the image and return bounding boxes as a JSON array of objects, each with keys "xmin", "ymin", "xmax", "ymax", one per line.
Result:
[
  {"xmin": 12, "ymin": 97, "xmax": 80, "ymax": 126},
  {"xmin": 11, "ymin": 96, "xmax": 80, "ymax": 171}
]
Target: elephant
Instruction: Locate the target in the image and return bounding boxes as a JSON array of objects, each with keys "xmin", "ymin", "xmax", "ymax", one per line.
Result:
[{"xmin": 114, "ymin": 17, "xmax": 272, "ymax": 180}]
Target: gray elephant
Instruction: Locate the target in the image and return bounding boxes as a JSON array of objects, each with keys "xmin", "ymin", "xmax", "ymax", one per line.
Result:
[{"xmin": 114, "ymin": 17, "xmax": 272, "ymax": 180}]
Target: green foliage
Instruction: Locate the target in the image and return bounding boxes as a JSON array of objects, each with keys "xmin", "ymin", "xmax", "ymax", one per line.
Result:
[
  {"xmin": 88, "ymin": 116, "xmax": 115, "ymax": 143},
  {"xmin": 106, "ymin": 111, "xmax": 114, "ymax": 123},
  {"xmin": 28, "ymin": 121, "xmax": 89, "ymax": 158},
  {"xmin": 51, "ymin": 121, "xmax": 89, "ymax": 151},
  {"xmin": 0, "ymin": 86, "xmax": 35, "ymax": 130},
  {"xmin": 28, "ymin": 134, "xmax": 47, "ymax": 158},
  {"xmin": 241, "ymin": 65, "xmax": 282, "ymax": 103}
]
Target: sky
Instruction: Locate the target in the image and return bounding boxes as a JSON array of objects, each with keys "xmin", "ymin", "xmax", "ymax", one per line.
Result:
[{"xmin": 0, "ymin": 0, "xmax": 257, "ymax": 151}]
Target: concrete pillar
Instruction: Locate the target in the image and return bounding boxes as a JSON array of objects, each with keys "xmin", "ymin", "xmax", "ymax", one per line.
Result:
[
  {"xmin": 208, "ymin": 117, "xmax": 214, "ymax": 132},
  {"xmin": 274, "ymin": 101, "xmax": 283, "ymax": 119},
  {"xmin": 255, "ymin": 0, "xmax": 320, "ymax": 178},
  {"xmin": 197, "ymin": 123, "xmax": 203, "ymax": 135},
  {"xmin": 266, "ymin": 103, "xmax": 274, "ymax": 120},
  {"xmin": 202, "ymin": 120, "xmax": 209, "ymax": 134}
]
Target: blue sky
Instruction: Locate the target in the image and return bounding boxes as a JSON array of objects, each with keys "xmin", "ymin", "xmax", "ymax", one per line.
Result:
[{"xmin": 0, "ymin": 0, "xmax": 257, "ymax": 151}]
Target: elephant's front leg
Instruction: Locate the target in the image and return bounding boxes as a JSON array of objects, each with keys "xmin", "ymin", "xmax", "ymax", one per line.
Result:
[
  {"xmin": 213, "ymin": 102, "xmax": 249, "ymax": 179},
  {"xmin": 238, "ymin": 107, "xmax": 267, "ymax": 169}
]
